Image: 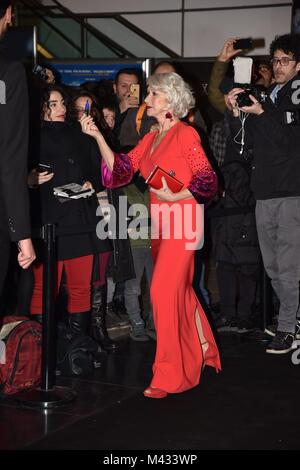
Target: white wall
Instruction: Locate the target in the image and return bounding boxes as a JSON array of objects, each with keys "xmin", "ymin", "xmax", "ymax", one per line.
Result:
[{"xmin": 42, "ymin": 1, "xmax": 293, "ymax": 57}]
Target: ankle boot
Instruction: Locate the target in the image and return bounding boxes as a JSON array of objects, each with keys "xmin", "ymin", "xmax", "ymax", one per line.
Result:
[
  {"xmin": 68, "ymin": 311, "xmax": 91, "ymax": 336},
  {"xmin": 91, "ymin": 284, "xmax": 119, "ymax": 352}
]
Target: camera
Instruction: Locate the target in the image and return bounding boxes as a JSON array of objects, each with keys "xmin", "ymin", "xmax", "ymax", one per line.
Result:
[
  {"xmin": 32, "ymin": 64, "xmax": 49, "ymax": 81},
  {"xmin": 236, "ymin": 85, "xmax": 267, "ymax": 108}
]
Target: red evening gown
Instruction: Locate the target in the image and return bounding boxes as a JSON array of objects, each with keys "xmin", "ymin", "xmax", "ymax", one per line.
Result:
[{"xmin": 104, "ymin": 121, "xmax": 221, "ymax": 393}]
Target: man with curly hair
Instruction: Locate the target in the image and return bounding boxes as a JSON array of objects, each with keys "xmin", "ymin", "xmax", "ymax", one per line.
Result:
[{"xmin": 227, "ymin": 34, "xmax": 300, "ymax": 354}]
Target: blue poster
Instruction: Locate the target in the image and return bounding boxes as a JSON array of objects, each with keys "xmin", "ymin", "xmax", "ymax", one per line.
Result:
[{"xmin": 48, "ymin": 61, "xmax": 145, "ymax": 87}]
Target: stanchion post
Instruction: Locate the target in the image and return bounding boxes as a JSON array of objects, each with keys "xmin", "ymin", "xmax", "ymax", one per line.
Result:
[
  {"xmin": 14, "ymin": 223, "xmax": 76, "ymax": 408},
  {"xmin": 41, "ymin": 223, "xmax": 56, "ymax": 391}
]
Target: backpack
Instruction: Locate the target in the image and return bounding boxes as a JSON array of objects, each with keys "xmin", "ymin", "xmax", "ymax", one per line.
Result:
[
  {"xmin": 0, "ymin": 316, "xmax": 42, "ymax": 395},
  {"xmin": 56, "ymin": 322, "xmax": 101, "ymax": 377}
]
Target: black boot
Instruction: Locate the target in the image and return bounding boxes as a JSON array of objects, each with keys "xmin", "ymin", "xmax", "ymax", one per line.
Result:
[
  {"xmin": 91, "ymin": 284, "xmax": 119, "ymax": 352},
  {"xmin": 68, "ymin": 312, "xmax": 90, "ymax": 336}
]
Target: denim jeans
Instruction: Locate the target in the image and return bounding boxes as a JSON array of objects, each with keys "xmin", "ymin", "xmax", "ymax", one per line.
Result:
[{"xmin": 124, "ymin": 247, "xmax": 153, "ymax": 328}]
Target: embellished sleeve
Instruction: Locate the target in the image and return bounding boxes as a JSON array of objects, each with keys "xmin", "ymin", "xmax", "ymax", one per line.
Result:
[
  {"xmin": 101, "ymin": 136, "xmax": 147, "ymax": 188},
  {"xmin": 182, "ymin": 126, "xmax": 218, "ymax": 204},
  {"xmin": 101, "ymin": 153, "xmax": 133, "ymax": 188}
]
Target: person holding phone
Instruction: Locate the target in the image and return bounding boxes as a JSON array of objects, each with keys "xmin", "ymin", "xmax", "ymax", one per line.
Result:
[
  {"xmin": 28, "ymin": 85, "xmax": 111, "ymax": 340},
  {"xmin": 0, "ymin": 0, "xmax": 36, "ymax": 294}
]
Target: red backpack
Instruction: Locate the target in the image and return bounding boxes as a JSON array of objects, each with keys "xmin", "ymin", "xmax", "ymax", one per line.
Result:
[{"xmin": 0, "ymin": 316, "xmax": 42, "ymax": 395}]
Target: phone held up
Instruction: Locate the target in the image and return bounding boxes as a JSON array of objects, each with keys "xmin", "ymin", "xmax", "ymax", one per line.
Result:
[
  {"xmin": 130, "ymin": 84, "xmax": 140, "ymax": 104},
  {"xmin": 84, "ymin": 100, "xmax": 90, "ymax": 117},
  {"xmin": 37, "ymin": 163, "xmax": 53, "ymax": 174},
  {"xmin": 32, "ymin": 65, "xmax": 49, "ymax": 81},
  {"xmin": 233, "ymin": 38, "xmax": 253, "ymax": 50}
]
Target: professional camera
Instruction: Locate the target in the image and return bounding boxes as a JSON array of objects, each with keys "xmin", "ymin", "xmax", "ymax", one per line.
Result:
[{"xmin": 236, "ymin": 84, "xmax": 267, "ymax": 108}]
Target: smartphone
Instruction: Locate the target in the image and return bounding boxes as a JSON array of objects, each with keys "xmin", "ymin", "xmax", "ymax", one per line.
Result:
[
  {"xmin": 234, "ymin": 38, "xmax": 253, "ymax": 50},
  {"xmin": 84, "ymin": 99, "xmax": 90, "ymax": 117},
  {"xmin": 37, "ymin": 163, "xmax": 53, "ymax": 174},
  {"xmin": 130, "ymin": 84, "xmax": 140, "ymax": 104},
  {"xmin": 32, "ymin": 64, "xmax": 49, "ymax": 81}
]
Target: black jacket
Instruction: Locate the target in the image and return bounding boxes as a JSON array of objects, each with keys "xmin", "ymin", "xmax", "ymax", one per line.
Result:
[
  {"xmin": 31, "ymin": 121, "xmax": 111, "ymax": 260},
  {"xmin": 210, "ymin": 160, "xmax": 261, "ymax": 278},
  {"xmin": 0, "ymin": 52, "xmax": 31, "ymax": 241},
  {"xmin": 229, "ymin": 75, "xmax": 300, "ymax": 200}
]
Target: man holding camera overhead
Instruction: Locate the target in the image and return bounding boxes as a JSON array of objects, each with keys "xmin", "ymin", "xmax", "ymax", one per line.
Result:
[
  {"xmin": 0, "ymin": 0, "xmax": 35, "ymax": 295},
  {"xmin": 227, "ymin": 33, "xmax": 300, "ymax": 354}
]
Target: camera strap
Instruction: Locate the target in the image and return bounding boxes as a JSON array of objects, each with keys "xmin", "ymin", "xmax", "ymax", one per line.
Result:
[{"xmin": 233, "ymin": 111, "xmax": 249, "ymax": 155}]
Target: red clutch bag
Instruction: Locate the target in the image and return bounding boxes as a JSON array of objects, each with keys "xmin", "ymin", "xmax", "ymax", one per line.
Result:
[{"xmin": 145, "ymin": 165, "xmax": 184, "ymax": 193}]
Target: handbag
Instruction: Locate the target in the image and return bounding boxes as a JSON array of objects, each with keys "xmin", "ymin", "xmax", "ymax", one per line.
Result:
[{"xmin": 145, "ymin": 165, "xmax": 184, "ymax": 193}]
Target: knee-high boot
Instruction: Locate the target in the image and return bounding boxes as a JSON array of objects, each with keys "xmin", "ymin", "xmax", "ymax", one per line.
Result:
[
  {"xmin": 68, "ymin": 311, "xmax": 90, "ymax": 336},
  {"xmin": 90, "ymin": 284, "xmax": 119, "ymax": 352}
]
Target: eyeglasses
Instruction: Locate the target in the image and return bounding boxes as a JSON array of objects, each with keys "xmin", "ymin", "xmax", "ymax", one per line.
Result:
[{"xmin": 270, "ymin": 57, "xmax": 296, "ymax": 67}]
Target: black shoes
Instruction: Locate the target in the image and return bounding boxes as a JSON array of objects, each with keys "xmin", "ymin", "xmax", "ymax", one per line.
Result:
[
  {"xmin": 266, "ymin": 330, "xmax": 296, "ymax": 354},
  {"xmin": 106, "ymin": 301, "xmax": 130, "ymax": 329},
  {"xmin": 91, "ymin": 285, "xmax": 120, "ymax": 352},
  {"xmin": 265, "ymin": 319, "xmax": 300, "ymax": 340},
  {"xmin": 216, "ymin": 316, "xmax": 237, "ymax": 332},
  {"xmin": 264, "ymin": 323, "xmax": 277, "ymax": 337}
]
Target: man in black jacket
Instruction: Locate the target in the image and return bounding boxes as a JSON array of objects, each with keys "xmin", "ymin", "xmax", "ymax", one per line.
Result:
[
  {"xmin": 0, "ymin": 0, "xmax": 35, "ymax": 294},
  {"xmin": 227, "ymin": 33, "xmax": 300, "ymax": 354}
]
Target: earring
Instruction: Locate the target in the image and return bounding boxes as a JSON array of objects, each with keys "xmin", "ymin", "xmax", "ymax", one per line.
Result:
[{"xmin": 165, "ymin": 112, "xmax": 173, "ymax": 120}]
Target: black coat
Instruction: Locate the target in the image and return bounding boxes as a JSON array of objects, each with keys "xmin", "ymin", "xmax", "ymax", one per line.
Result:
[
  {"xmin": 0, "ymin": 52, "xmax": 31, "ymax": 241},
  {"xmin": 31, "ymin": 121, "xmax": 111, "ymax": 260},
  {"xmin": 229, "ymin": 75, "xmax": 300, "ymax": 200},
  {"xmin": 210, "ymin": 160, "xmax": 261, "ymax": 278}
]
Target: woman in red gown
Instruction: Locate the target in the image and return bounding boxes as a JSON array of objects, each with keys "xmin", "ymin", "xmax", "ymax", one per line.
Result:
[{"xmin": 81, "ymin": 72, "xmax": 221, "ymax": 398}]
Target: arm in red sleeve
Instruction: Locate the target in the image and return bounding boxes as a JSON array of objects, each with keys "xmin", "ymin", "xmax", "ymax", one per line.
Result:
[{"xmin": 182, "ymin": 126, "xmax": 218, "ymax": 204}]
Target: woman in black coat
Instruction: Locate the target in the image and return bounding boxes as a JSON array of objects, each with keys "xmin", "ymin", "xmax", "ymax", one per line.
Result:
[{"xmin": 28, "ymin": 86, "xmax": 111, "ymax": 334}]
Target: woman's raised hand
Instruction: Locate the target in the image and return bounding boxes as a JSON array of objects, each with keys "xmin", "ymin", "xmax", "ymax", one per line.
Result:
[{"xmin": 80, "ymin": 115, "xmax": 101, "ymax": 139}]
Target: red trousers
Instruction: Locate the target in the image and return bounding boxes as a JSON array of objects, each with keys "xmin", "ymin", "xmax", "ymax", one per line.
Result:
[{"xmin": 30, "ymin": 255, "xmax": 94, "ymax": 314}]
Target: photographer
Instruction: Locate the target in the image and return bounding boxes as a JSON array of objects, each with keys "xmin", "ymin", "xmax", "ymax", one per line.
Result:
[{"xmin": 227, "ymin": 33, "xmax": 300, "ymax": 354}]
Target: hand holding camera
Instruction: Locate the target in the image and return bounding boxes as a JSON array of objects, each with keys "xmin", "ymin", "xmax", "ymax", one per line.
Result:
[{"xmin": 227, "ymin": 87, "xmax": 264, "ymax": 116}]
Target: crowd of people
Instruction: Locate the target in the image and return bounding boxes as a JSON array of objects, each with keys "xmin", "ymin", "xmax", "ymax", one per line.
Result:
[{"xmin": 1, "ymin": 0, "xmax": 300, "ymax": 399}]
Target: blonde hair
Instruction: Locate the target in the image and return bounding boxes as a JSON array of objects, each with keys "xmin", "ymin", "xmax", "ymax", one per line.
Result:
[{"xmin": 147, "ymin": 72, "xmax": 195, "ymax": 119}]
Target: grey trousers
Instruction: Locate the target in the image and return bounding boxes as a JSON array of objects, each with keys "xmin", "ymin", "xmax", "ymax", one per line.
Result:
[
  {"xmin": 256, "ymin": 197, "xmax": 300, "ymax": 332},
  {"xmin": 124, "ymin": 247, "xmax": 153, "ymax": 327}
]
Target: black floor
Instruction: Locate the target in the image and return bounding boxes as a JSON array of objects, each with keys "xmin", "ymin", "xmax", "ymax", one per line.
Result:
[{"xmin": 1, "ymin": 329, "xmax": 300, "ymax": 451}]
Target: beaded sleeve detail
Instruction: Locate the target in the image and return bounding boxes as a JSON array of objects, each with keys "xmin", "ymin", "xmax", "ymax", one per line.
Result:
[
  {"xmin": 183, "ymin": 127, "xmax": 218, "ymax": 204},
  {"xmin": 128, "ymin": 141, "xmax": 145, "ymax": 172},
  {"xmin": 101, "ymin": 153, "xmax": 133, "ymax": 188}
]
